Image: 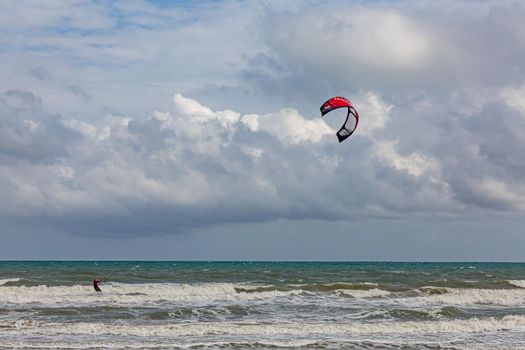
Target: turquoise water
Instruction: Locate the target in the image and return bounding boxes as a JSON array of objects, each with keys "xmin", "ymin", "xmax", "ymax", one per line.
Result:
[{"xmin": 1, "ymin": 261, "xmax": 524, "ymax": 349}]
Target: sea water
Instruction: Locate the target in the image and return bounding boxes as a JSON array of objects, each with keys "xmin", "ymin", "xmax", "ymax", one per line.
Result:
[{"xmin": 0, "ymin": 261, "xmax": 524, "ymax": 349}]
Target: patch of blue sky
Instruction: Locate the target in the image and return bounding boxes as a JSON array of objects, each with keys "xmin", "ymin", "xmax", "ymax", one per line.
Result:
[
  {"xmin": 145, "ymin": 0, "xmax": 223, "ymax": 9},
  {"xmin": 36, "ymin": 17, "xmax": 154, "ymax": 35},
  {"xmin": 105, "ymin": 1, "xmax": 202, "ymax": 30},
  {"xmin": 45, "ymin": 26, "xmax": 113, "ymax": 38},
  {"xmin": 21, "ymin": 45, "xmax": 59, "ymax": 53},
  {"xmin": 103, "ymin": 5, "xmax": 156, "ymax": 30}
]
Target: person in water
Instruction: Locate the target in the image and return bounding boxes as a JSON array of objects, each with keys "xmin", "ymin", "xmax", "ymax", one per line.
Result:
[{"xmin": 92, "ymin": 278, "xmax": 103, "ymax": 292}]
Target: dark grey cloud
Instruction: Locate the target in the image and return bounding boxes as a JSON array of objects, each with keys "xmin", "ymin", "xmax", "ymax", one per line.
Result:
[
  {"xmin": 0, "ymin": 90, "xmax": 81, "ymax": 164},
  {"xmin": 29, "ymin": 67, "xmax": 52, "ymax": 81},
  {"xmin": 68, "ymin": 85, "xmax": 93, "ymax": 101}
]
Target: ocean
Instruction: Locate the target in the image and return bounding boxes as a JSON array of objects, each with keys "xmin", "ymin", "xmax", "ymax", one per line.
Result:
[{"xmin": 0, "ymin": 261, "xmax": 524, "ymax": 349}]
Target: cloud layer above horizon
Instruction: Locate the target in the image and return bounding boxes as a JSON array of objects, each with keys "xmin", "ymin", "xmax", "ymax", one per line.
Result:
[{"xmin": 1, "ymin": 0, "xmax": 525, "ymax": 238}]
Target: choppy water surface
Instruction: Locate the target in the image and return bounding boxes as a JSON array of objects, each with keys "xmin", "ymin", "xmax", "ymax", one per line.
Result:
[{"xmin": 1, "ymin": 261, "xmax": 524, "ymax": 349}]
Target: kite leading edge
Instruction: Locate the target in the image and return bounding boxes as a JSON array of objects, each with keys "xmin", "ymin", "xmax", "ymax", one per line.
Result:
[{"xmin": 320, "ymin": 96, "xmax": 359, "ymax": 143}]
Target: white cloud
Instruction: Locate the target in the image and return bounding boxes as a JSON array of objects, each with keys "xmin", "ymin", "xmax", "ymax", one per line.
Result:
[
  {"xmin": 274, "ymin": 8, "xmax": 431, "ymax": 71},
  {"xmin": 173, "ymin": 93, "xmax": 214, "ymax": 120},
  {"xmin": 23, "ymin": 119, "xmax": 39, "ymax": 131},
  {"xmin": 257, "ymin": 6, "xmax": 434, "ymax": 93},
  {"xmin": 354, "ymin": 92, "xmax": 393, "ymax": 137},
  {"xmin": 257, "ymin": 108, "xmax": 333, "ymax": 144},
  {"xmin": 500, "ymin": 85, "xmax": 525, "ymax": 115},
  {"xmin": 61, "ymin": 119, "xmax": 98, "ymax": 138},
  {"xmin": 2, "ymin": 1, "xmax": 525, "ymax": 240},
  {"xmin": 374, "ymin": 141, "xmax": 439, "ymax": 177},
  {"xmin": 59, "ymin": 166, "xmax": 74, "ymax": 179},
  {"xmin": 469, "ymin": 178, "xmax": 525, "ymax": 211},
  {"xmin": 0, "ymin": 0, "xmax": 260, "ymax": 121},
  {"xmin": 338, "ymin": 9, "xmax": 432, "ymax": 71},
  {"xmin": 0, "ymin": 1, "xmax": 115, "ymax": 31},
  {"xmin": 3, "ymin": 86, "xmax": 524, "ymax": 237},
  {"xmin": 241, "ymin": 114, "xmax": 259, "ymax": 132}
]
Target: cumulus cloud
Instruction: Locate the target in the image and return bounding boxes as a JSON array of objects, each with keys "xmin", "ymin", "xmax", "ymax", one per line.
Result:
[
  {"xmin": 0, "ymin": 90, "xmax": 80, "ymax": 163},
  {"xmin": 1, "ymin": 1, "xmax": 525, "ymax": 240},
  {"xmin": 374, "ymin": 141, "xmax": 439, "ymax": 177},
  {"xmin": 268, "ymin": 8, "xmax": 431, "ymax": 72},
  {"xmin": 241, "ymin": 7, "xmax": 434, "ymax": 94},
  {"xmin": 500, "ymin": 85, "xmax": 525, "ymax": 115},
  {"xmin": 257, "ymin": 108, "xmax": 332, "ymax": 144},
  {"xmin": 1, "ymin": 85, "xmax": 524, "ymax": 237},
  {"xmin": 240, "ymin": 1, "xmax": 525, "ymax": 96}
]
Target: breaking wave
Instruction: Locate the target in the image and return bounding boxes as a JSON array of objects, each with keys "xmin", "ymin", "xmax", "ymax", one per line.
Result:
[
  {"xmin": 508, "ymin": 280, "xmax": 525, "ymax": 288},
  {"xmin": 1, "ymin": 282, "xmax": 524, "ymax": 308},
  {"xmin": 0, "ymin": 282, "xmax": 306, "ymax": 307},
  {"xmin": 2, "ymin": 315, "xmax": 525, "ymax": 337},
  {"xmin": 0, "ymin": 278, "xmax": 20, "ymax": 286}
]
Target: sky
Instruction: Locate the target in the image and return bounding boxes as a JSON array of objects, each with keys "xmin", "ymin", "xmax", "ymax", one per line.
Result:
[{"xmin": 1, "ymin": 0, "xmax": 525, "ymax": 261}]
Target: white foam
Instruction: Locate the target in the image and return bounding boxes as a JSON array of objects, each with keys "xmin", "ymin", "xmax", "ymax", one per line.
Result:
[
  {"xmin": 0, "ymin": 282, "xmax": 387, "ymax": 310},
  {"xmin": 0, "ymin": 282, "xmax": 303, "ymax": 307},
  {"xmin": 400, "ymin": 287, "xmax": 525, "ymax": 307},
  {"xmin": 2, "ymin": 282, "xmax": 524, "ymax": 308},
  {"xmin": 336, "ymin": 288, "xmax": 391, "ymax": 298},
  {"xmin": 2, "ymin": 315, "xmax": 525, "ymax": 338},
  {"xmin": 508, "ymin": 280, "xmax": 525, "ymax": 289},
  {"xmin": 0, "ymin": 278, "xmax": 20, "ymax": 286},
  {"xmin": 302, "ymin": 282, "xmax": 379, "ymax": 287},
  {"xmin": 0, "ymin": 339, "xmax": 328, "ymax": 349}
]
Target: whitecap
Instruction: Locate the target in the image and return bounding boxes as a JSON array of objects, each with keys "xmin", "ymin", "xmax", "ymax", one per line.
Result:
[
  {"xmin": 508, "ymin": 280, "xmax": 525, "ymax": 289},
  {"xmin": 0, "ymin": 282, "xmax": 303, "ymax": 307},
  {"xmin": 3, "ymin": 315, "xmax": 525, "ymax": 337},
  {"xmin": 0, "ymin": 278, "xmax": 20, "ymax": 286}
]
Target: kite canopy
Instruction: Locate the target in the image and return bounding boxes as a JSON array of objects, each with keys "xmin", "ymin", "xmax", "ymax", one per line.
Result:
[{"xmin": 320, "ymin": 96, "xmax": 359, "ymax": 142}]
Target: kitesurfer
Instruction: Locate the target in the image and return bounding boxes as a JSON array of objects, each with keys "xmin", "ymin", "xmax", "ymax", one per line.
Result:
[{"xmin": 92, "ymin": 278, "xmax": 103, "ymax": 292}]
